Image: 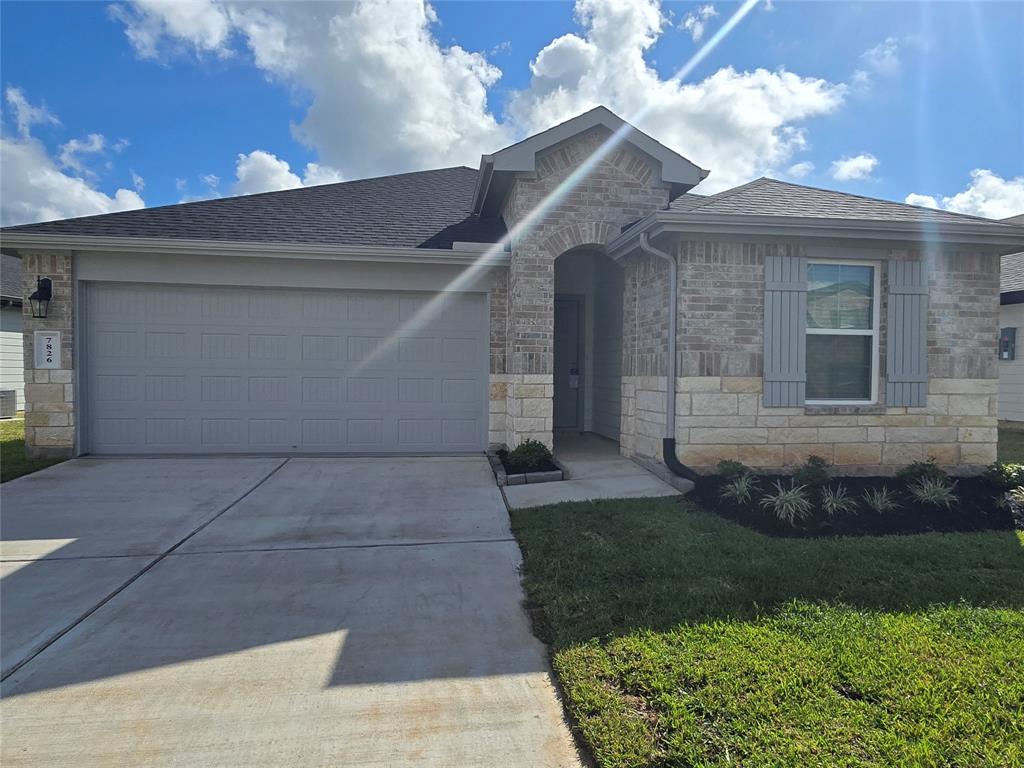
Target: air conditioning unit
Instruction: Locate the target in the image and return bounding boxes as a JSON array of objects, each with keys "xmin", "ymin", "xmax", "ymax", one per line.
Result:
[{"xmin": 0, "ymin": 390, "xmax": 16, "ymax": 419}]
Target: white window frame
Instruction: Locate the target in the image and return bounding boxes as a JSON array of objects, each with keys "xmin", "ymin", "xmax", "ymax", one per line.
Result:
[{"xmin": 805, "ymin": 259, "xmax": 881, "ymax": 406}]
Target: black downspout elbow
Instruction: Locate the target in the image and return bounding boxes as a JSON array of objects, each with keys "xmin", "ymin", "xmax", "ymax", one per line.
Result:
[{"xmin": 663, "ymin": 438, "xmax": 700, "ymax": 484}]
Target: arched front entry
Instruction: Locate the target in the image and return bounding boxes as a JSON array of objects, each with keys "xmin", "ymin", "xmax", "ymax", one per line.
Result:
[{"xmin": 552, "ymin": 246, "xmax": 624, "ymax": 443}]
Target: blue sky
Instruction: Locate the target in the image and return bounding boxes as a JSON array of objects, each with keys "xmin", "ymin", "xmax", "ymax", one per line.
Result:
[{"xmin": 1, "ymin": 0, "xmax": 1022, "ymax": 226}]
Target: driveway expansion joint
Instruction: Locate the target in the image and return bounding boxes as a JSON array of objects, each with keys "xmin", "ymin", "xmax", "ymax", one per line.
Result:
[{"xmin": 0, "ymin": 458, "xmax": 290, "ymax": 682}]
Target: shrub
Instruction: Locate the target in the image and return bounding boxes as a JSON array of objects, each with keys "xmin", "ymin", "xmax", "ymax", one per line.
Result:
[
  {"xmin": 863, "ymin": 486, "xmax": 899, "ymax": 515},
  {"xmin": 821, "ymin": 484, "xmax": 858, "ymax": 518},
  {"xmin": 983, "ymin": 462, "xmax": 1024, "ymax": 491},
  {"xmin": 760, "ymin": 480, "xmax": 812, "ymax": 524},
  {"xmin": 716, "ymin": 459, "xmax": 751, "ymax": 481},
  {"xmin": 896, "ymin": 457, "xmax": 948, "ymax": 486},
  {"xmin": 793, "ymin": 455, "xmax": 831, "ymax": 488},
  {"xmin": 507, "ymin": 439, "xmax": 552, "ymax": 469},
  {"xmin": 1010, "ymin": 486, "xmax": 1024, "ymax": 504},
  {"xmin": 908, "ymin": 478, "xmax": 958, "ymax": 509},
  {"xmin": 720, "ymin": 473, "xmax": 758, "ymax": 505}
]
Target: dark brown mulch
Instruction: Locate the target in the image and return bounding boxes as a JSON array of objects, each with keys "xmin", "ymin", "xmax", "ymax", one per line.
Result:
[
  {"xmin": 691, "ymin": 474, "xmax": 1019, "ymax": 538},
  {"xmin": 497, "ymin": 449, "xmax": 560, "ymax": 475}
]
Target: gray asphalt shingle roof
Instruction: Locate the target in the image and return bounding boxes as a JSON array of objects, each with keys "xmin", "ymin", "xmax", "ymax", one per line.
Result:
[
  {"xmin": 1, "ymin": 166, "xmax": 506, "ymax": 250},
  {"xmin": 1, "ymin": 253, "xmax": 21, "ymax": 300},
  {"xmin": 671, "ymin": 177, "xmax": 1007, "ymax": 225},
  {"xmin": 1001, "ymin": 253, "xmax": 1024, "ymax": 293}
]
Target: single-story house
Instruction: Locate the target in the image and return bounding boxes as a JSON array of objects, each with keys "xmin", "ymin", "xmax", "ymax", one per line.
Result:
[
  {"xmin": 997, "ymin": 215, "xmax": 1024, "ymax": 426},
  {"xmin": 2, "ymin": 106, "xmax": 1023, "ymax": 473},
  {"xmin": 1, "ymin": 253, "xmax": 25, "ymax": 413}
]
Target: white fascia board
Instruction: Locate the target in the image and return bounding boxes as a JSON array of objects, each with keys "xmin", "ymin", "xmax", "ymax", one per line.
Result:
[
  {"xmin": 0, "ymin": 233, "xmax": 512, "ymax": 267},
  {"xmin": 608, "ymin": 211, "xmax": 1024, "ymax": 258}
]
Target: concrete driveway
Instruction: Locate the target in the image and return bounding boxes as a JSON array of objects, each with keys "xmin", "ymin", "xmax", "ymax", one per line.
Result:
[{"xmin": 1, "ymin": 457, "xmax": 582, "ymax": 767}]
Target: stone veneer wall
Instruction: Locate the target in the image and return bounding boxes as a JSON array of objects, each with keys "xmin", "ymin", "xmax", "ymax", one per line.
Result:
[
  {"xmin": 21, "ymin": 250, "xmax": 76, "ymax": 458},
  {"xmin": 492, "ymin": 125, "xmax": 672, "ymax": 449},
  {"xmin": 620, "ymin": 240, "xmax": 1000, "ymax": 473}
]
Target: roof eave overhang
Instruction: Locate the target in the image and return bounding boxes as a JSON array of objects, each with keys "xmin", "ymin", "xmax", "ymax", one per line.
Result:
[
  {"xmin": 0, "ymin": 233, "xmax": 512, "ymax": 267},
  {"xmin": 608, "ymin": 211, "xmax": 1024, "ymax": 259}
]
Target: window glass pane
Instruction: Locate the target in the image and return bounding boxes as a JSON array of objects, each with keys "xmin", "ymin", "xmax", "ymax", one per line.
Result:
[
  {"xmin": 807, "ymin": 334, "xmax": 872, "ymax": 400},
  {"xmin": 807, "ymin": 264, "xmax": 873, "ymax": 330}
]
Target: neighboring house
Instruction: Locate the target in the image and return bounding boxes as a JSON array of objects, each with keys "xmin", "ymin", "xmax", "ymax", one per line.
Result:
[
  {"xmin": 0, "ymin": 253, "xmax": 25, "ymax": 412},
  {"xmin": 997, "ymin": 213, "xmax": 1024, "ymax": 425},
  {"xmin": 2, "ymin": 106, "xmax": 1023, "ymax": 472}
]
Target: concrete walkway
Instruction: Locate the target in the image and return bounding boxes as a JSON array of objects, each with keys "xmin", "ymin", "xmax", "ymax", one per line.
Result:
[
  {"xmin": 503, "ymin": 432, "xmax": 686, "ymax": 509},
  {"xmin": 1, "ymin": 457, "xmax": 582, "ymax": 767}
]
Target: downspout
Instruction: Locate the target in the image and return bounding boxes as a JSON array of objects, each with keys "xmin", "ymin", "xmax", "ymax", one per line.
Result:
[{"xmin": 638, "ymin": 233, "xmax": 700, "ymax": 483}]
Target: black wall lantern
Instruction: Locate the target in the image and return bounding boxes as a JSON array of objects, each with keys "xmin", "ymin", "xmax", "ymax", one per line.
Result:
[{"xmin": 29, "ymin": 277, "xmax": 52, "ymax": 319}]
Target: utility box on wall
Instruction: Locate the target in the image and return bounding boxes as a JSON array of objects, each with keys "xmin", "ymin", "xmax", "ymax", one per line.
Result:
[
  {"xmin": 1000, "ymin": 327, "xmax": 1016, "ymax": 361},
  {"xmin": 0, "ymin": 390, "xmax": 14, "ymax": 419}
]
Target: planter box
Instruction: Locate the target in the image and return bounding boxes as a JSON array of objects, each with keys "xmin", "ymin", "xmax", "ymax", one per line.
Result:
[{"xmin": 487, "ymin": 449, "xmax": 566, "ymax": 487}]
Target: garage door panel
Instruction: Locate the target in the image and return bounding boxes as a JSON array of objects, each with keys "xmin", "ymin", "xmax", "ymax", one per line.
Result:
[{"xmin": 84, "ymin": 283, "xmax": 487, "ymax": 455}]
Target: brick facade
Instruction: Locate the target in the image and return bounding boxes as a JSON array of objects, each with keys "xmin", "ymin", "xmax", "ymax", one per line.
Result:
[
  {"xmin": 619, "ymin": 240, "xmax": 1000, "ymax": 473},
  {"xmin": 21, "ymin": 250, "xmax": 76, "ymax": 459},
  {"xmin": 492, "ymin": 126, "xmax": 671, "ymax": 449}
]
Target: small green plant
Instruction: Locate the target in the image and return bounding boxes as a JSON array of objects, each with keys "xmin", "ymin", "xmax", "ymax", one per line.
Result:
[
  {"xmin": 760, "ymin": 480, "xmax": 812, "ymax": 524},
  {"xmin": 896, "ymin": 457, "xmax": 948, "ymax": 486},
  {"xmin": 793, "ymin": 455, "xmax": 831, "ymax": 488},
  {"xmin": 821, "ymin": 484, "xmax": 858, "ymax": 518},
  {"xmin": 507, "ymin": 438, "xmax": 552, "ymax": 469},
  {"xmin": 863, "ymin": 486, "xmax": 899, "ymax": 514},
  {"xmin": 908, "ymin": 478, "xmax": 958, "ymax": 509},
  {"xmin": 716, "ymin": 459, "xmax": 750, "ymax": 481},
  {"xmin": 1009, "ymin": 485, "xmax": 1024, "ymax": 505},
  {"xmin": 983, "ymin": 462, "xmax": 1024, "ymax": 491},
  {"xmin": 720, "ymin": 473, "xmax": 759, "ymax": 505}
]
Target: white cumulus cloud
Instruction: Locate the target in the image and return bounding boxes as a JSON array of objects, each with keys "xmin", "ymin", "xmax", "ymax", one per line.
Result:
[
  {"xmin": 111, "ymin": 0, "xmax": 849, "ymax": 194},
  {"xmin": 829, "ymin": 153, "xmax": 878, "ymax": 181},
  {"xmin": 58, "ymin": 133, "xmax": 106, "ymax": 174},
  {"xmin": 680, "ymin": 4, "xmax": 718, "ymax": 42},
  {"xmin": 231, "ymin": 150, "xmax": 344, "ymax": 195},
  {"xmin": 787, "ymin": 161, "xmax": 814, "ymax": 178},
  {"xmin": 1, "ymin": 89, "xmax": 144, "ymax": 226},
  {"xmin": 861, "ymin": 37, "xmax": 900, "ymax": 76},
  {"xmin": 905, "ymin": 170, "xmax": 1024, "ymax": 220}
]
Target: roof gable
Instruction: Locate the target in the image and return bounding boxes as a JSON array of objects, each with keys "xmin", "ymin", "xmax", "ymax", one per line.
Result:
[{"xmin": 473, "ymin": 106, "xmax": 708, "ymax": 217}]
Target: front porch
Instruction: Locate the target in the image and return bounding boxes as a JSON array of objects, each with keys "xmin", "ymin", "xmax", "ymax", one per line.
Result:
[{"xmin": 502, "ymin": 432, "xmax": 681, "ymax": 509}]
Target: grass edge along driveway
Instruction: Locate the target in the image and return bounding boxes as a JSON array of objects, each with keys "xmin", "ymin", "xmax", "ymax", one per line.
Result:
[
  {"xmin": 1, "ymin": 418, "xmax": 63, "ymax": 483},
  {"xmin": 511, "ymin": 497, "xmax": 1024, "ymax": 768}
]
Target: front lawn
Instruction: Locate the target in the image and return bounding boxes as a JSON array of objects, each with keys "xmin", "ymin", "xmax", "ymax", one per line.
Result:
[
  {"xmin": 512, "ymin": 498, "xmax": 1024, "ymax": 767},
  {"xmin": 999, "ymin": 426, "xmax": 1024, "ymax": 463},
  {"xmin": 1, "ymin": 418, "xmax": 63, "ymax": 483}
]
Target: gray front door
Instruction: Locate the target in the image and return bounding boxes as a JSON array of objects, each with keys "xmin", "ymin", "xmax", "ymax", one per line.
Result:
[
  {"xmin": 553, "ymin": 296, "xmax": 581, "ymax": 430},
  {"xmin": 81, "ymin": 282, "xmax": 488, "ymax": 455}
]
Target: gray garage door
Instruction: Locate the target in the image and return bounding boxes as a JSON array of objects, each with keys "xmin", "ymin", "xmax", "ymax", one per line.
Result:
[{"xmin": 82, "ymin": 282, "xmax": 488, "ymax": 455}]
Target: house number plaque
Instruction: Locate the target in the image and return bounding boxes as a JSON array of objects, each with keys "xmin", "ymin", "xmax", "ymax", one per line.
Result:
[{"xmin": 34, "ymin": 331, "xmax": 61, "ymax": 369}]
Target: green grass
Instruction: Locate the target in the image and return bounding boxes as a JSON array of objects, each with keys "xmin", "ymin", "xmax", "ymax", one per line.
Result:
[
  {"xmin": 511, "ymin": 498, "xmax": 1024, "ymax": 768},
  {"xmin": 1, "ymin": 418, "xmax": 63, "ymax": 483},
  {"xmin": 998, "ymin": 427, "xmax": 1024, "ymax": 463}
]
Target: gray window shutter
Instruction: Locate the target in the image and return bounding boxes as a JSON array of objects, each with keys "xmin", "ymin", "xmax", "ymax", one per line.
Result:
[
  {"xmin": 763, "ymin": 254, "xmax": 807, "ymax": 407},
  {"xmin": 886, "ymin": 260, "xmax": 929, "ymax": 406}
]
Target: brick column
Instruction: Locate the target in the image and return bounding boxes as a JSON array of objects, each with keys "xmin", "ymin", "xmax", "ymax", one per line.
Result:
[{"xmin": 22, "ymin": 250, "xmax": 76, "ymax": 458}]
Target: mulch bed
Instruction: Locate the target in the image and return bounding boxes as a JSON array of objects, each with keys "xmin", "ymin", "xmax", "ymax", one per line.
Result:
[
  {"xmin": 691, "ymin": 474, "xmax": 1021, "ymax": 537},
  {"xmin": 496, "ymin": 449, "xmax": 561, "ymax": 475}
]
